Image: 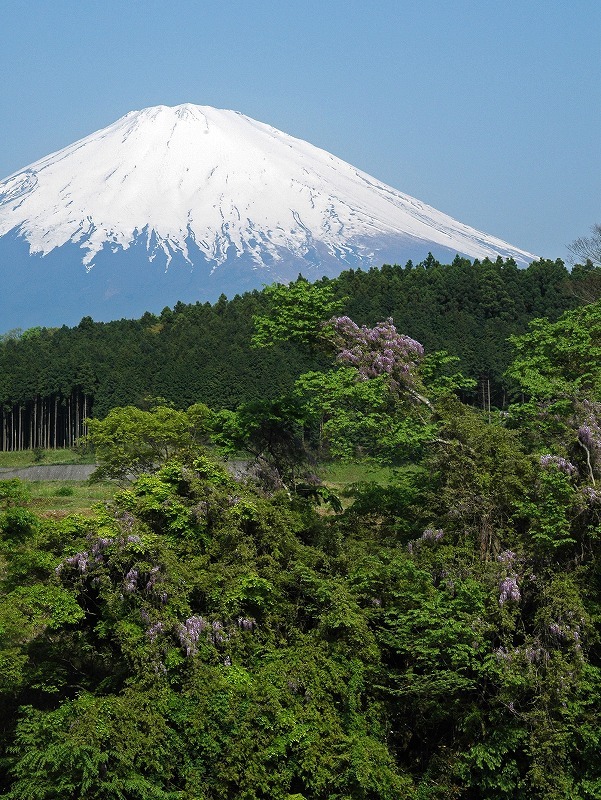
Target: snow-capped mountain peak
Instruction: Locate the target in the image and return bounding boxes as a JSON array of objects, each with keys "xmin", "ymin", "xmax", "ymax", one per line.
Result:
[{"xmin": 0, "ymin": 104, "xmax": 536, "ymax": 329}]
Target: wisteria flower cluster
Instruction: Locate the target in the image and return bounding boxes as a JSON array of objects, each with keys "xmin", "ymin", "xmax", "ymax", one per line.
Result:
[
  {"xmin": 421, "ymin": 528, "xmax": 444, "ymax": 542},
  {"xmin": 146, "ymin": 621, "xmax": 164, "ymax": 641},
  {"xmin": 578, "ymin": 424, "xmax": 596, "ymax": 449},
  {"xmin": 174, "ymin": 615, "xmax": 256, "ymax": 657},
  {"xmin": 497, "ymin": 550, "xmax": 517, "ymax": 565},
  {"xmin": 57, "ymin": 533, "xmax": 117, "ymax": 575},
  {"xmin": 121, "ymin": 564, "xmax": 166, "ymax": 600},
  {"xmin": 582, "ymin": 486, "xmax": 601, "ymax": 504},
  {"xmin": 499, "ymin": 575, "xmax": 521, "ymax": 605},
  {"xmin": 577, "ymin": 400, "xmax": 601, "ymax": 449},
  {"xmin": 546, "ymin": 615, "xmax": 584, "ymax": 650},
  {"xmin": 407, "ymin": 528, "xmax": 444, "ymax": 553},
  {"xmin": 63, "ymin": 551, "xmax": 89, "ymax": 573},
  {"xmin": 177, "ymin": 615, "xmax": 211, "ymax": 657},
  {"xmin": 539, "ymin": 454, "xmax": 577, "ymax": 476},
  {"xmin": 495, "ymin": 644, "xmax": 548, "ymax": 664},
  {"xmin": 57, "ymin": 532, "xmax": 168, "ymax": 605},
  {"xmin": 124, "ymin": 568, "xmax": 139, "ymax": 593},
  {"xmin": 330, "ymin": 316, "xmax": 424, "ymax": 387},
  {"xmin": 115, "ymin": 511, "xmax": 137, "ymax": 532}
]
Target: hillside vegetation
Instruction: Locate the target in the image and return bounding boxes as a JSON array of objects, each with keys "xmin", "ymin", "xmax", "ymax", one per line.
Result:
[
  {"xmin": 1, "ymin": 254, "xmax": 600, "ymax": 451},
  {"xmin": 1, "ymin": 274, "xmax": 601, "ymax": 798}
]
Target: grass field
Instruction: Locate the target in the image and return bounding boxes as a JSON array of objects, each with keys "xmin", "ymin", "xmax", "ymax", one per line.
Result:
[
  {"xmin": 0, "ymin": 448, "xmax": 114, "ymax": 517},
  {"xmin": 25, "ymin": 480, "xmax": 116, "ymax": 518},
  {"xmin": 0, "ymin": 448, "xmax": 95, "ymax": 469},
  {"xmin": 0, "ymin": 451, "xmax": 400, "ymax": 517},
  {"xmin": 319, "ymin": 461, "xmax": 395, "ymax": 490}
]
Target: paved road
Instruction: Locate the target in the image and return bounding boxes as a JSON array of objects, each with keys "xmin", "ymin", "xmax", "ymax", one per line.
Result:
[
  {"xmin": 0, "ymin": 460, "xmax": 251, "ymax": 482},
  {"xmin": 0, "ymin": 465, "xmax": 97, "ymax": 481}
]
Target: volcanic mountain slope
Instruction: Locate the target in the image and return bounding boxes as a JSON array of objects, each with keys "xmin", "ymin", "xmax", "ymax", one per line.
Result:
[{"xmin": 0, "ymin": 104, "xmax": 536, "ymax": 329}]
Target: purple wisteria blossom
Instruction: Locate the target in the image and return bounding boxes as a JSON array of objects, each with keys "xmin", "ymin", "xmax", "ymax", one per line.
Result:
[
  {"xmin": 539, "ymin": 454, "xmax": 577, "ymax": 475},
  {"xmin": 145, "ymin": 566, "xmax": 161, "ymax": 591},
  {"xmin": 576, "ymin": 402, "xmax": 601, "ymax": 447},
  {"xmin": 123, "ymin": 568, "xmax": 139, "ymax": 593},
  {"xmin": 497, "ymin": 550, "xmax": 516, "ymax": 565},
  {"xmin": 177, "ymin": 615, "xmax": 210, "ymax": 656},
  {"xmin": 548, "ymin": 620, "xmax": 582, "ymax": 647},
  {"xmin": 330, "ymin": 316, "xmax": 424, "ymax": 387},
  {"xmin": 576, "ymin": 401, "xmax": 601, "ymax": 458},
  {"xmin": 115, "ymin": 511, "xmax": 136, "ymax": 532},
  {"xmin": 499, "ymin": 576, "xmax": 521, "ymax": 605},
  {"xmin": 575, "ymin": 402, "xmax": 601, "ymax": 482},
  {"xmin": 64, "ymin": 551, "xmax": 89, "ymax": 573},
  {"xmin": 175, "ymin": 615, "xmax": 256, "ymax": 657},
  {"xmin": 91, "ymin": 537, "xmax": 112, "ymax": 556},
  {"xmin": 211, "ymin": 619, "xmax": 228, "ymax": 645},
  {"xmin": 57, "ymin": 530, "xmax": 150, "ymax": 580},
  {"xmin": 582, "ymin": 486, "xmax": 601, "ymax": 503},
  {"xmin": 408, "ymin": 528, "xmax": 444, "ymax": 553},
  {"xmin": 421, "ymin": 528, "xmax": 444, "ymax": 542},
  {"xmin": 579, "ymin": 425, "xmax": 596, "ymax": 449},
  {"xmin": 495, "ymin": 644, "xmax": 547, "ymax": 664},
  {"xmin": 146, "ymin": 621, "xmax": 164, "ymax": 641}
]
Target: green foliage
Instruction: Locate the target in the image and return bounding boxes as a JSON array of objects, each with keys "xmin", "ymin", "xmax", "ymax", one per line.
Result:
[
  {"xmin": 86, "ymin": 403, "xmax": 214, "ymax": 482},
  {"xmin": 251, "ymin": 276, "xmax": 343, "ymax": 350},
  {"xmin": 212, "ymin": 396, "xmax": 310, "ymax": 487},
  {"xmin": 0, "ymin": 479, "xmax": 31, "ymax": 508},
  {"xmin": 515, "ymin": 465, "xmax": 578, "ymax": 550},
  {"xmin": 5, "ymin": 692, "xmax": 177, "ymax": 800},
  {"xmin": 294, "ymin": 366, "xmax": 436, "ymax": 464},
  {"xmin": 4, "ymin": 291, "xmax": 601, "ymax": 797},
  {"xmin": 1, "ymin": 507, "xmax": 38, "ymax": 542},
  {"xmin": 0, "ymin": 256, "xmax": 586, "ymax": 448},
  {"xmin": 420, "ymin": 350, "xmax": 477, "ymax": 398},
  {"xmin": 54, "ymin": 485, "xmax": 74, "ymax": 497},
  {"xmin": 506, "ymin": 300, "xmax": 601, "ymax": 400}
]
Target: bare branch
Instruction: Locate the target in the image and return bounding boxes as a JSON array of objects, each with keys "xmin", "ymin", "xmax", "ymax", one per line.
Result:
[{"xmin": 568, "ymin": 223, "xmax": 601, "ymax": 266}]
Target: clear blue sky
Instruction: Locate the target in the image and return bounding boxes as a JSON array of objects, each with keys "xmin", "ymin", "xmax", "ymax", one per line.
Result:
[{"xmin": 1, "ymin": 0, "xmax": 599, "ymax": 261}]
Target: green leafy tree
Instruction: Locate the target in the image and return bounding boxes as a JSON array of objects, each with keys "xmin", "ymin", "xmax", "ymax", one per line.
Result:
[
  {"xmin": 212, "ymin": 396, "xmax": 310, "ymax": 490},
  {"xmin": 251, "ymin": 276, "xmax": 343, "ymax": 350},
  {"xmin": 85, "ymin": 403, "xmax": 214, "ymax": 482}
]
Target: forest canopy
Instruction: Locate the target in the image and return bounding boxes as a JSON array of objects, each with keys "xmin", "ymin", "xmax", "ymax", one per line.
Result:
[
  {"xmin": 0, "ymin": 254, "xmax": 598, "ymax": 451},
  {"xmin": 2, "ymin": 274, "xmax": 601, "ymax": 796}
]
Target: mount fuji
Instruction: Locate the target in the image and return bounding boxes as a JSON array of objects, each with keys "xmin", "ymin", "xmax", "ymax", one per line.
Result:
[{"xmin": 0, "ymin": 103, "xmax": 536, "ymax": 330}]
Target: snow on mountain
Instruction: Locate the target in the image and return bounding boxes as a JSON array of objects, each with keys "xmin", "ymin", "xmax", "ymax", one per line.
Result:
[{"xmin": 0, "ymin": 104, "xmax": 537, "ymax": 329}]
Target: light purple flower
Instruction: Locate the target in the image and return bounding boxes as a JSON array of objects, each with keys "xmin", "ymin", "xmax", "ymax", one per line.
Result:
[
  {"xmin": 499, "ymin": 576, "xmax": 520, "ymax": 605},
  {"xmin": 539, "ymin": 454, "xmax": 577, "ymax": 475},
  {"xmin": 330, "ymin": 316, "xmax": 424, "ymax": 388},
  {"xmin": 65, "ymin": 551, "xmax": 89, "ymax": 573},
  {"xmin": 421, "ymin": 528, "xmax": 444, "ymax": 542},
  {"xmin": 583, "ymin": 486, "xmax": 601, "ymax": 503},
  {"xmin": 123, "ymin": 568, "xmax": 138, "ymax": 593},
  {"xmin": 177, "ymin": 615, "xmax": 209, "ymax": 656},
  {"xmin": 145, "ymin": 565, "xmax": 160, "ymax": 590},
  {"xmin": 147, "ymin": 621, "xmax": 164, "ymax": 641}
]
